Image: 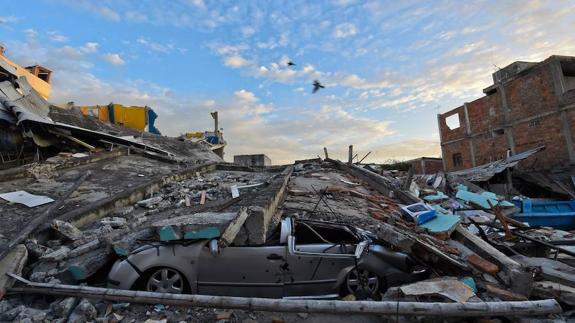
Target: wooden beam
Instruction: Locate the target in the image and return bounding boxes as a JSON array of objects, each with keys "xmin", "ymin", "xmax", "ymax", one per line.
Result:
[{"xmin": 6, "ymin": 275, "xmax": 562, "ymax": 317}]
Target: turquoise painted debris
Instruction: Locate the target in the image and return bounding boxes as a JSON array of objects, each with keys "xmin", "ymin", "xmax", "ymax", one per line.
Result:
[
  {"xmin": 419, "ymin": 214, "xmax": 461, "ymax": 233},
  {"xmin": 184, "ymin": 227, "xmax": 221, "ymax": 240},
  {"xmin": 455, "ymin": 189, "xmax": 514, "ymax": 209}
]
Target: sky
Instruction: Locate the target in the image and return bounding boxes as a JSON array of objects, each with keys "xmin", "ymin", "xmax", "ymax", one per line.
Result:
[{"xmin": 0, "ymin": 0, "xmax": 574, "ymax": 164}]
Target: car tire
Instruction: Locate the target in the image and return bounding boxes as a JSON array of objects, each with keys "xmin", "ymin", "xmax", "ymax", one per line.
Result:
[
  {"xmin": 138, "ymin": 267, "xmax": 190, "ymax": 294},
  {"xmin": 342, "ymin": 267, "xmax": 385, "ymax": 299}
]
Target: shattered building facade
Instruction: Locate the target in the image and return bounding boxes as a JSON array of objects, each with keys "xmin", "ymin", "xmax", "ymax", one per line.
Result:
[{"xmin": 438, "ymin": 55, "xmax": 575, "ymax": 172}]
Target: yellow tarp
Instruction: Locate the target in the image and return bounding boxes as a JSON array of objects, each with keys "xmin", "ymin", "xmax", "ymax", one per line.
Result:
[{"xmin": 112, "ymin": 104, "xmax": 147, "ymax": 131}]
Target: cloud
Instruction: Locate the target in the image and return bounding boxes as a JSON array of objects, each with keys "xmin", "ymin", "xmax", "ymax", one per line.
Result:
[
  {"xmin": 240, "ymin": 26, "xmax": 256, "ymax": 37},
  {"xmin": 47, "ymin": 31, "xmax": 68, "ymax": 43},
  {"xmin": 24, "ymin": 28, "xmax": 37, "ymax": 39},
  {"xmin": 102, "ymin": 53, "xmax": 125, "ymax": 65},
  {"xmin": 0, "ymin": 16, "xmax": 18, "ymax": 25},
  {"xmin": 80, "ymin": 42, "xmax": 99, "ymax": 53},
  {"xmin": 234, "ymin": 89, "xmax": 257, "ymax": 103},
  {"xmin": 188, "ymin": 0, "xmax": 206, "ymax": 10},
  {"xmin": 71, "ymin": 1, "xmax": 121, "ymax": 21},
  {"xmin": 136, "ymin": 37, "xmax": 186, "ymax": 54},
  {"xmin": 332, "ymin": 22, "xmax": 358, "ymax": 38},
  {"xmin": 223, "ymin": 55, "xmax": 250, "ymax": 68}
]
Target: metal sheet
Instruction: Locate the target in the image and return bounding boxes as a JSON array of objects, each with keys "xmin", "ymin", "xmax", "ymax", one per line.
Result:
[
  {"xmin": 448, "ymin": 146, "xmax": 545, "ymax": 182},
  {"xmin": 0, "ymin": 190, "xmax": 54, "ymax": 207}
]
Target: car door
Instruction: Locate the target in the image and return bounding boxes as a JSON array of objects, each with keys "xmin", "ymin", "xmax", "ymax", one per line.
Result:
[
  {"xmin": 196, "ymin": 243, "xmax": 286, "ymax": 298},
  {"xmin": 284, "ymin": 222, "xmax": 357, "ymax": 298}
]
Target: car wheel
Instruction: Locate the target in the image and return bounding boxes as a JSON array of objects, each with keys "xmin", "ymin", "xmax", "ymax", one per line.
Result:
[
  {"xmin": 344, "ymin": 268, "xmax": 381, "ymax": 296},
  {"xmin": 144, "ymin": 267, "xmax": 187, "ymax": 294}
]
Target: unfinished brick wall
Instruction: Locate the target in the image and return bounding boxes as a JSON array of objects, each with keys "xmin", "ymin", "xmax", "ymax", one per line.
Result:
[
  {"xmin": 408, "ymin": 158, "xmax": 444, "ymax": 174},
  {"xmin": 439, "ymin": 55, "xmax": 575, "ymax": 172}
]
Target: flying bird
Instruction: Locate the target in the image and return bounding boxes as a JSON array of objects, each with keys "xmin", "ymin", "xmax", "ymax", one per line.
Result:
[
  {"xmin": 312, "ymin": 80, "xmax": 325, "ymax": 93},
  {"xmin": 287, "ymin": 61, "xmax": 296, "ymax": 67}
]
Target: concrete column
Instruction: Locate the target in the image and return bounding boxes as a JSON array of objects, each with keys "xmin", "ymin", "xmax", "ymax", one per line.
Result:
[
  {"xmin": 497, "ymin": 83, "xmax": 516, "ymax": 155},
  {"xmin": 348, "ymin": 145, "xmax": 353, "ymax": 164},
  {"xmin": 463, "ymin": 103, "xmax": 476, "ymax": 167},
  {"xmin": 437, "ymin": 114, "xmax": 447, "ymax": 172},
  {"xmin": 420, "ymin": 159, "xmax": 426, "ymax": 174},
  {"xmin": 550, "ymin": 60, "xmax": 575, "ymax": 164}
]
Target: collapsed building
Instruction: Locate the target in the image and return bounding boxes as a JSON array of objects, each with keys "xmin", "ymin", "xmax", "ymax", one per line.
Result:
[{"xmin": 0, "ymin": 48, "xmax": 573, "ymax": 322}]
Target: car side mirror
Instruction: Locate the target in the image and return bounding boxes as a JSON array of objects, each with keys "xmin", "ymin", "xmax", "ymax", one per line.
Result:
[{"xmin": 209, "ymin": 239, "xmax": 220, "ymax": 257}]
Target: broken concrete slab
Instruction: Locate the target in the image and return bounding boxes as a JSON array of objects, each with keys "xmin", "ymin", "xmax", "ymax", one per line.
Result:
[
  {"xmin": 68, "ymin": 298, "xmax": 97, "ymax": 323},
  {"xmin": 100, "ymin": 217, "xmax": 127, "ymax": 228},
  {"xmin": 399, "ymin": 277, "xmax": 475, "ymax": 303},
  {"xmin": 152, "ymin": 209, "xmax": 248, "ymax": 244},
  {"xmin": 41, "ymin": 246, "xmax": 71, "ymax": 262},
  {"xmin": 512, "ymin": 255, "xmax": 575, "ymax": 288},
  {"xmin": 137, "ymin": 196, "xmax": 163, "ymax": 209},
  {"xmin": 67, "ymin": 248, "xmax": 113, "ymax": 281},
  {"xmin": 0, "ymin": 244, "xmax": 27, "ymax": 289},
  {"xmin": 51, "ymin": 220, "xmax": 82, "ymax": 241}
]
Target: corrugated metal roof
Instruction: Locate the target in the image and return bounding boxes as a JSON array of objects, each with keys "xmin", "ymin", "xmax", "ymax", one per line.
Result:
[{"xmin": 448, "ymin": 146, "xmax": 545, "ymax": 182}]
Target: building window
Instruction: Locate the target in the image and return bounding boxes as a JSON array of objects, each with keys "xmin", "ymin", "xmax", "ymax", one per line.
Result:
[
  {"xmin": 452, "ymin": 153, "xmax": 463, "ymax": 167},
  {"xmin": 561, "ymin": 60, "xmax": 575, "ymax": 92},
  {"xmin": 445, "ymin": 113, "xmax": 461, "ymax": 130},
  {"xmin": 529, "ymin": 118, "xmax": 542, "ymax": 127}
]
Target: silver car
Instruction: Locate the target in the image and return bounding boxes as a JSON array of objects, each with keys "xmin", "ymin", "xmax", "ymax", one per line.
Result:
[{"xmin": 108, "ymin": 218, "xmax": 427, "ymax": 299}]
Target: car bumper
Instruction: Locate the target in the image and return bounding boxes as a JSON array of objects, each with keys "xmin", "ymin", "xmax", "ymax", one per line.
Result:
[{"xmin": 107, "ymin": 259, "xmax": 141, "ymax": 290}]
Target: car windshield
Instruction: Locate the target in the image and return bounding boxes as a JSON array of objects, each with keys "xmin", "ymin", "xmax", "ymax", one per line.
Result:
[{"xmin": 294, "ymin": 221, "xmax": 358, "ymax": 244}]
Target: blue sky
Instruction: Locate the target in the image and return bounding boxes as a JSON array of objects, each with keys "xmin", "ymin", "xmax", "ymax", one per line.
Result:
[{"xmin": 1, "ymin": 0, "xmax": 574, "ymax": 164}]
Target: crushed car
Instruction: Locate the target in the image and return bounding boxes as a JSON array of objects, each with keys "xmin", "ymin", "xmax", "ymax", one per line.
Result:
[{"xmin": 108, "ymin": 217, "xmax": 428, "ymax": 299}]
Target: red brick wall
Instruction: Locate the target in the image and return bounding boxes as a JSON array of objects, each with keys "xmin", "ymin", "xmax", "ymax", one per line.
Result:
[
  {"xmin": 440, "ymin": 57, "xmax": 575, "ymax": 172},
  {"xmin": 512, "ymin": 113, "xmax": 570, "ymax": 170},
  {"xmin": 506, "ymin": 65, "xmax": 559, "ymax": 121},
  {"xmin": 423, "ymin": 159, "xmax": 444, "ymax": 174},
  {"xmin": 438, "ymin": 106, "xmax": 466, "ymax": 142},
  {"xmin": 471, "ymin": 131, "xmax": 509, "ymax": 165},
  {"xmin": 441, "ymin": 140, "xmax": 474, "ymax": 171}
]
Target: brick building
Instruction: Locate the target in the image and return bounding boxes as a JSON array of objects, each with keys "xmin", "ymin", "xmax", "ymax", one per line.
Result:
[
  {"xmin": 438, "ymin": 55, "xmax": 575, "ymax": 172},
  {"xmin": 405, "ymin": 157, "xmax": 444, "ymax": 174}
]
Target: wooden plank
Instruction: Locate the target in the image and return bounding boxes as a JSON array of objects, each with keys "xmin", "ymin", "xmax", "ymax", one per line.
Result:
[
  {"xmin": 200, "ymin": 190, "xmax": 206, "ymax": 205},
  {"xmin": 454, "ymin": 225, "xmax": 533, "ymax": 295},
  {"xmin": 6, "ymin": 275, "xmax": 562, "ymax": 317}
]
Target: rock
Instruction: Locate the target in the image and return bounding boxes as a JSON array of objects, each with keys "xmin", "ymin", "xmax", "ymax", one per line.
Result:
[
  {"xmin": 297, "ymin": 312, "xmax": 309, "ymax": 319},
  {"xmin": 0, "ymin": 300, "xmax": 12, "ymax": 314},
  {"xmin": 29, "ymin": 271, "xmax": 47, "ymax": 282},
  {"xmin": 52, "ymin": 220, "xmax": 83, "ymax": 241},
  {"xmin": 113, "ymin": 206, "xmax": 134, "ymax": 217},
  {"xmin": 68, "ymin": 299, "xmax": 97, "ymax": 323},
  {"xmin": 100, "ymin": 217, "xmax": 128, "ymax": 228},
  {"xmin": 137, "ymin": 196, "xmax": 163, "ymax": 208},
  {"xmin": 25, "ymin": 239, "xmax": 53, "ymax": 258},
  {"xmin": 12, "ymin": 307, "xmax": 47, "ymax": 322},
  {"xmin": 341, "ymin": 294, "xmax": 356, "ymax": 301},
  {"xmin": 0, "ymin": 305, "xmax": 25, "ymax": 321},
  {"xmin": 50, "ymin": 297, "xmax": 77, "ymax": 318},
  {"xmin": 41, "ymin": 246, "xmax": 70, "ymax": 262},
  {"xmin": 69, "ymin": 240, "xmax": 101, "ymax": 258}
]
